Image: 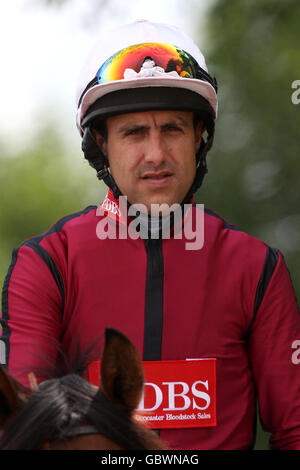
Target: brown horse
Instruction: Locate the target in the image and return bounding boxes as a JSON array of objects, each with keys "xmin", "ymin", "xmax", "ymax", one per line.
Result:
[{"xmin": 0, "ymin": 328, "xmax": 167, "ymax": 450}]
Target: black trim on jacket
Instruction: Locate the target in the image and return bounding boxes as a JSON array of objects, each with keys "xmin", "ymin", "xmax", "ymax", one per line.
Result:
[
  {"xmin": 143, "ymin": 238, "xmax": 164, "ymax": 361},
  {"xmin": 204, "ymin": 207, "xmax": 242, "ymax": 231},
  {"xmin": 244, "ymin": 246, "xmax": 279, "ymax": 341},
  {"xmin": 22, "ymin": 241, "xmax": 65, "ymax": 311},
  {"xmin": 0, "ymin": 206, "xmax": 96, "ymax": 367},
  {"xmin": 0, "ymin": 249, "xmax": 19, "ymax": 367}
]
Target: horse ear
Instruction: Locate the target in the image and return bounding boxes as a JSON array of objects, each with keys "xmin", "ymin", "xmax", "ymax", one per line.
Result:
[
  {"xmin": 0, "ymin": 365, "xmax": 30, "ymax": 426},
  {"xmin": 100, "ymin": 328, "xmax": 144, "ymax": 413}
]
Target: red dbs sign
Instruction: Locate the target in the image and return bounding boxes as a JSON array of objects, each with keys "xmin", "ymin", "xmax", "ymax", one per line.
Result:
[{"xmin": 88, "ymin": 359, "xmax": 216, "ymax": 429}]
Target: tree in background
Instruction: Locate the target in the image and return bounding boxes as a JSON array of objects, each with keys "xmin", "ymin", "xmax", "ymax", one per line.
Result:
[
  {"xmin": 0, "ymin": 126, "xmax": 106, "ymax": 288},
  {"xmin": 198, "ymin": 0, "xmax": 300, "ymax": 448}
]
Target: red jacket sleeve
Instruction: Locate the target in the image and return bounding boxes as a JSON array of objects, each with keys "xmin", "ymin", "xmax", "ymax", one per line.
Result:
[
  {"xmin": 1, "ymin": 244, "xmax": 63, "ymax": 387},
  {"xmin": 248, "ymin": 251, "xmax": 300, "ymax": 449}
]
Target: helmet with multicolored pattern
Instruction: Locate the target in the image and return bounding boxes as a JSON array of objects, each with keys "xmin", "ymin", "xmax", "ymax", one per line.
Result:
[{"xmin": 76, "ymin": 20, "xmax": 218, "ymax": 199}]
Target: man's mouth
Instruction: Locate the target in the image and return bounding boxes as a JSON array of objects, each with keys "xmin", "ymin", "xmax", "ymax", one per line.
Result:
[
  {"xmin": 141, "ymin": 171, "xmax": 173, "ymax": 180},
  {"xmin": 140, "ymin": 171, "xmax": 173, "ymax": 187}
]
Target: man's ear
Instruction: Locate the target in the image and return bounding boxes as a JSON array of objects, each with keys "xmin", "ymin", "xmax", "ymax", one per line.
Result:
[{"xmin": 92, "ymin": 129, "xmax": 108, "ymax": 158}]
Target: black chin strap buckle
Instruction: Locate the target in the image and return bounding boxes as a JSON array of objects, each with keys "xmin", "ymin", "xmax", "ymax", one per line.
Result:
[{"xmin": 97, "ymin": 167, "xmax": 109, "ymax": 180}]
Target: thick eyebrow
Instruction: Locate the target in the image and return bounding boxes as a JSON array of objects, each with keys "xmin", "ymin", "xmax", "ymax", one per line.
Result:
[
  {"xmin": 117, "ymin": 123, "xmax": 150, "ymax": 135},
  {"xmin": 117, "ymin": 116, "xmax": 191, "ymax": 135},
  {"xmin": 174, "ymin": 116, "xmax": 191, "ymax": 128},
  {"xmin": 161, "ymin": 117, "xmax": 191, "ymax": 129}
]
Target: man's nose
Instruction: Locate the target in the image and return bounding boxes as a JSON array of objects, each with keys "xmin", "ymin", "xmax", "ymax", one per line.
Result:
[{"xmin": 144, "ymin": 133, "xmax": 166, "ymax": 166}]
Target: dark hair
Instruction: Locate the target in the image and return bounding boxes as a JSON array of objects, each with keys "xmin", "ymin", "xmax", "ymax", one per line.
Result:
[
  {"xmin": 0, "ymin": 373, "xmax": 164, "ymax": 450},
  {"xmin": 92, "ymin": 118, "xmax": 108, "ymax": 141},
  {"xmin": 0, "ymin": 374, "xmax": 94, "ymax": 449}
]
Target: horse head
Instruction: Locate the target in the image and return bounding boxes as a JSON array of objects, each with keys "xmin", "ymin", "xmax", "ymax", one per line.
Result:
[{"xmin": 0, "ymin": 328, "xmax": 167, "ymax": 450}]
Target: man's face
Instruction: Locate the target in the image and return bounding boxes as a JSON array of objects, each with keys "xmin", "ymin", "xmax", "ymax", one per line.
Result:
[{"xmin": 93, "ymin": 110, "xmax": 202, "ymax": 213}]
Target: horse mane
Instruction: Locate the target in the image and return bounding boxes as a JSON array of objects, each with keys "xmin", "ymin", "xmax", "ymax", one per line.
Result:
[
  {"xmin": 0, "ymin": 373, "xmax": 95, "ymax": 449},
  {"xmin": 0, "ymin": 374, "xmax": 163, "ymax": 450},
  {"xmin": 20, "ymin": 333, "xmax": 105, "ymax": 383},
  {"xmin": 0, "ymin": 330, "xmax": 166, "ymax": 450}
]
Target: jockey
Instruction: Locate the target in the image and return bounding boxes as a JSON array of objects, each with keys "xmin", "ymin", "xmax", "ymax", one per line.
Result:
[{"xmin": 1, "ymin": 20, "xmax": 300, "ymax": 450}]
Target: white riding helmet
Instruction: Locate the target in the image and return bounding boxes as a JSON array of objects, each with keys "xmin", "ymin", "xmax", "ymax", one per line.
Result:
[{"xmin": 76, "ymin": 20, "xmax": 218, "ymax": 199}]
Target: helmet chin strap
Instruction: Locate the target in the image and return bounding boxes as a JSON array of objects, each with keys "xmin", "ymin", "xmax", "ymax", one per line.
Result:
[
  {"xmin": 81, "ymin": 127, "xmax": 122, "ymax": 198},
  {"xmin": 82, "ymin": 121, "xmax": 214, "ymax": 205},
  {"xmin": 183, "ymin": 127, "xmax": 214, "ymax": 203}
]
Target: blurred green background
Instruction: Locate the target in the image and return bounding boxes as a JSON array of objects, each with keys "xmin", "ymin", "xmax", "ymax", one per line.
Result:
[
  {"xmin": 1, "ymin": 0, "xmax": 299, "ymax": 450},
  {"xmin": 196, "ymin": 0, "xmax": 300, "ymax": 448}
]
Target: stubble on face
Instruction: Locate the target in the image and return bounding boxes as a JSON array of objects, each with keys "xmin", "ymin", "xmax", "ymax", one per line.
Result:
[{"xmin": 93, "ymin": 110, "xmax": 202, "ymax": 214}]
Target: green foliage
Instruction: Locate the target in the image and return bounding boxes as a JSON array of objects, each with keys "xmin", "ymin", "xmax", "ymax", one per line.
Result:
[
  {"xmin": 197, "ymin": 0, "xmax": 300, "ymax": 291},
  {"xmin": 0, "ymin": 126, "xmax": 106, "ymax": 288},
  {"xmin": 198, "ymin": 0, "xmax": 300, "ymax": 448}
]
